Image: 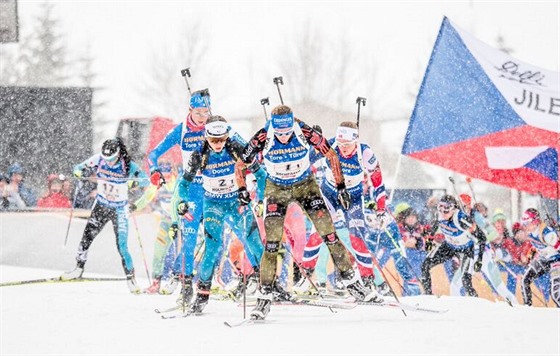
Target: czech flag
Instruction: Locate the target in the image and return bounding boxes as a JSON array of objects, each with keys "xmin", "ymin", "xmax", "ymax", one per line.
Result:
[{"xmin": 402, "ymin": 17, "xmax": 560, "ymax": 199}]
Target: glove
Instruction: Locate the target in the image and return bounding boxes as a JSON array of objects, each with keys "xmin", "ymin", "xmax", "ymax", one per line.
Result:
[
  {"xmin": 312, "ymin": 124, "xmax": 323, "ymax": 134},
  {"xmin": 168, "ymin": 223, "xmax": 179, "ymax": 240},
  {"xmin": 337, "ymin": 185, "xmax": 351, "ymax": 210},
  {"xmin": 150, "ymin": 169, "xmax": 166, "ymax": 187},
  {"xmin": 364, "ymin": 200, "xmax": 377, "ymax": 210},
  {"xmin": 128, "ymin": 180, "xmax": 139, "ymax": 189},
  {"xmin": 376, "ymin": 210, "xmax": 388, "ymax": 229},
  {"xmin": 129, "ymin": 203, "xmax": 137, "ymax": 213},
  {"xmin": 238, "ymin": 187, "xmax": 251, "ymax": 206},
  {"xmin": 425, "ymin": 237, "xmax": 434, "ymax": 252},
  {"xmin": 177, "ymin": 201, "xmax": 189, "ymax": 216},
  {"xmin": 473, "ymin": 259, "xmax": 482, "ymax": 272},
  {"xmin": 73, "ymin": 169, "xmax": 83, "ymax": 178},
  {"xmin": 254, "ymin": 200, "xmax": 264, "ymax": 217}
]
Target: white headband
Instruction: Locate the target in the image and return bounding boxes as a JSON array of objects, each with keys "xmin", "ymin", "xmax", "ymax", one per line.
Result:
[
  {"xmin": 336, "ymin": 126, "xmax": 359, "ymax": 141},
  {"xmin": 205, "ymin": 121, "xmax": 229, "ymax": 137}
]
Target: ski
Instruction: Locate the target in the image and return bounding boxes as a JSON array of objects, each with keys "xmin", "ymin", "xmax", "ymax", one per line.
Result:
[
  {"xmin": 154, "ymin": 305, "xmax": 183, "ymax": 314},
  {"xmin": 160, "ymin": 310, "xmax": 202, "ymax": 319},
  {"xmin": 359, "ymin": 300, "xmax": 449, "ymax": 314},
  {"xmin": 224, "ymin": 318, "xmax": 270, "ymax": 328},
  {"xmin": 0, "ymin": 276, "xmax": 126, "ymax": 287},
  {"xmin": 240, "ymin": 297, "xmax": 355, "ymax": 310}
]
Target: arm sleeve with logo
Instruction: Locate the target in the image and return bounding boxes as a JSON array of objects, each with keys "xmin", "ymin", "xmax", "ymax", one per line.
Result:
[
  {"xmin": 147, "ymin": 124, "xmax": 182, "ymax": 172},
  {"xmin": 301, "ymin": 122, "xmax": 345, "ymax": 187}
]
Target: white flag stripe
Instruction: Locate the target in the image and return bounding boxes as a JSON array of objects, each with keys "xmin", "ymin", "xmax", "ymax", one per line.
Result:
[
  {"xmin": 451, "ymin": 20, "xmax": 560, "ymax": 134},
  {"xmin": 485, "ymin": 146, "xmax": 549, "ymax": 169}
]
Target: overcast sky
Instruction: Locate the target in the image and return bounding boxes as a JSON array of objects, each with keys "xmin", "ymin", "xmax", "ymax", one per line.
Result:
[{"xmin": 11, "ymin": 0, "xmax": 560, "ymax": 131}]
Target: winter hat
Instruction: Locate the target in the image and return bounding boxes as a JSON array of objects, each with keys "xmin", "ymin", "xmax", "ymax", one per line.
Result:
[
  {"xmin": 47, "ymin": 174, "xmax": 64, "ymax": 188},
  {"xmin": 521, "ymin": 208, "xmax": 541, "ymax": 226},
  {"xmin": 271, "ymin": 112, "xmax": 294, "ymax": 131},
  {"xmin": 511, "ymin": 222, "xmax": 522, "ymax": 235},
  {"xmin": 205, "ymin": 116, "xmax": 230, "ymax": 138},
  {"xmin": 7, "ymin": 163, "xmax": 24, "ymax": 177},
  {"xmin": 459, "ymin": 194, "xmax": 472, "ymax": 208},
  {"xmin": 394, "ymin": 202, "xmax": 411, "ymax": 216},
  {"xmin": 190, "ymin": 90, "xmax": 211, "ymax": 109},
  {"xmin": 492, "ymin": 209, "xmax": 507, "ymax": 223}
]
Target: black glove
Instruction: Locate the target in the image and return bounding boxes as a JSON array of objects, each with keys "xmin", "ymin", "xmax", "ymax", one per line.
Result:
[
  {"xmin": 129, "ymin": 203, "xmax": 137, "ymax": 213},
  {"xmin": 376, "ymin": 210, "xmax": 389, "ymax": 229},
  {"xmin": 337, "ymin": 184, "xmax": 351, "ymax": 210},
  {"xmin": 238, "ymin": 187, "xmax": 251, "ymax": 206},
  {"xmin": 177, "ymin": 201, "xmax": 189, "ymax": 216},
  {"xmin": 425, "ymin": 238, "xmax": 434, "ymax": 252},
  {"xmin": 168, "ymin": 223, "xmax": 179, "ymax": 240},
  {"xmin": 364, "ymin": 200, "xmax": 377, "ymax": 210},
  {"xmin": 312, "ymin": 124, "xmax": 323, "ymax": 134},
  {"xmin": 473, "ymin": 259, "xmax": 483, "ymax": 272},
  {"xmin": 254, "ymin": 200, "xmax": 264, "ymax": 217}
]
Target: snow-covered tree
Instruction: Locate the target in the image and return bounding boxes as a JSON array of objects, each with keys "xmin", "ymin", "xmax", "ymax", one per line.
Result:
[{"xmin": 19, "ymin": 2, "xmax": 67, "ymax": 87}]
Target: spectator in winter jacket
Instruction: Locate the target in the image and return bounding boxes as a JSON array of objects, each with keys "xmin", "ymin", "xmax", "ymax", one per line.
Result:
[
  {"xmin": 37, "ymin": 174, "xmax": 72, "ymax": 209},
  {"xmin": 7, "ymin": 163, "xmax": 37, "ymax": 207},
  {"xmin": 0, "ymin": 173, "xmax": 26, "ymax": 210}
]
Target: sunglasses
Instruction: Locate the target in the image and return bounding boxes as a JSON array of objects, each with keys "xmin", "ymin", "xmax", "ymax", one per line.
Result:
[
  {"xmin": 336, "ymin": 140, "xmax": 357, "ymax": 147},
  {"xmin": 275, "ymin": 130, "xmax": 293, "ymax": 137},
  {"xmin": 159, "ymin": 164, "xmax": 173, "ymax": 173},
  {"xmin": 102, "ymin": 154, "xmax": 119, "ymax": 163},
  {"xmin": 208, "ymin": 137, "xmax": 227, "ymax": 144}
]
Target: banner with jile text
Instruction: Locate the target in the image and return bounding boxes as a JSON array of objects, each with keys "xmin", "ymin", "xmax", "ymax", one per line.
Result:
[{"xmin": 402, "ymin": 17, "xmax": 559, "ymax": 198}]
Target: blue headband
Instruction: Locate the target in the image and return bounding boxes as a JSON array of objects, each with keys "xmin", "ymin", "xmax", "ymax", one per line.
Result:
[
  {"xmin": 190, "ymin": 93, "xmax": 211, "ymax": 108},
  {"xmin": 271, "ymin": 113, "xmax": 294, "ymax": 130}
]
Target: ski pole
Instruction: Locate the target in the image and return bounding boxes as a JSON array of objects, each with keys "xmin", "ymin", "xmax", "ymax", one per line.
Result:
[
  {"xmin": 273, "ymin": 76, "xmax": 284, "ymax": 104},
  {"xmin": 381, "ymin": 224, "xmax": 426, "ymax": 293},
  {"xmin": 242, "ymin": 250, "xmax": 247, "ymax": 320},
  {"xmin": 131, "ymin": 214, "xmax": 152, "ymax": 285},
  {"xmin": 448, "ymin": 176, "xmax": 467, "ymax": 212},
  {"xmin": 537, "ymin": 191, "xmax": 559, "ymax": 231},
  {"xmin": 369, "ymin": 252, "xmax": 407, "ymax": 316},
  {"xmin": 199, "ymin": 88, "xmax": 213, "ymax": 116},
  {"xmin": 260, "ymin": 97, "xmax": 270, "ymax": 121},
  {"xmin": 286, "ymin": 248, "xmax": 337, "ymax": 313},
  {"xmin": 495, "ymin": 260, "xmax": 545, "ymax": 306},
  {"xmin": 63, "ymin": 181, "xmax": 82, "ymax": 247},
  {"xmin": 180, "ymin": 67, "xmax": 192, "ymax": 96},
  {"xmin": 355, "ymin": 97, "xmax": 366, "ymax": 128},
  {"xmin": 465, "ymin": 177, "xmax": 479, "ymax": 205}
]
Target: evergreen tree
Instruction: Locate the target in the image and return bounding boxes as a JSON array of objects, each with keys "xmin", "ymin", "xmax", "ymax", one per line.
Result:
[{"xmin": 20, "ymin": 2, "xmax": 67, "ymax": 87}]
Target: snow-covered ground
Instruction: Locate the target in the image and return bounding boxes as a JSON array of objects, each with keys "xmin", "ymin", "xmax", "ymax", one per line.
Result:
[{"xmin": 1, "ymin": 213, "xmax": 559, "ymax": 355}]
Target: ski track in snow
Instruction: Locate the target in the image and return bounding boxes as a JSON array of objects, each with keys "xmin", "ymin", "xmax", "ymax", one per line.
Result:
[{"xmin": 1, "ymin": 265, "xmax": 559, "ymax": 356}]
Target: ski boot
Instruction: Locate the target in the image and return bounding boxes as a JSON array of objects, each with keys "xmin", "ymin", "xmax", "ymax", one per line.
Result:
[
  {"xmin": 331, "ymin": 272, "xmax": 347, "ymax": 296},
  {"xmin": 341, "ymin": 269, "xmax": 383, "ymax": 303},
  {"xmin": 189, "ymin": 280, "xmax": 211, "ymax": 314},
  {"xmin": 176, "ymin": 275, "xmax": 194, "ymax": 307},
  {"xmin": 272, "ymin": 280, "xmax": 293, "ymax": 301},
  {"xmin": 60, "ymin": 263, "xmax": 84, "ymax": 280},
  {"xmin": 143, "ymin": 277, "xmax": 161, "ymax": 294},
  {"xmin": 231, "ymin": 271, "xmax": 259, "ymax": 299},
  {"xmin": 126, "ymin": 273, "xmax": 141, "ymax": 294},
  {"xmin": 375, "ymin": 281, "xmax": 394, "ymax": 297},
  {"xmin": 292, "ymin": 267, "xmax": 314, "ymax": 295},
  {"xmin": 246, "ymin": 271, "xmax": 259, "ymax": 295},
  {"xmin": 160, "ymin": 273, "xmax": 180, "ymax": 295},
  {"xmin": 250, "ymin": 285, "xmax": 273, "ymax": 320}
]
